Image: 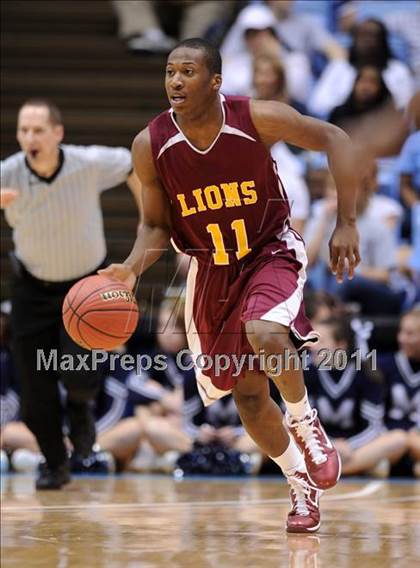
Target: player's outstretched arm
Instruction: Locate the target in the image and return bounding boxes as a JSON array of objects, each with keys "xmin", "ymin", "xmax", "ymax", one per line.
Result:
[
  {"xmin": 250, "ymin": 99, "xmax": 361, "ymax": 283},
  {"xmin": 99, "ymin": 128, "xmax": 171, "ymax": 289}
]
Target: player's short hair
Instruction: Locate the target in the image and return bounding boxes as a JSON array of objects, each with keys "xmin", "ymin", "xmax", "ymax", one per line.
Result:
[
  {"xmin": 170, "ymin": 38, "xmax": 222, "ymax": 75},
  {"xmin": 19, "ymin": 98, "xmax": 63, "ymax": 125}
]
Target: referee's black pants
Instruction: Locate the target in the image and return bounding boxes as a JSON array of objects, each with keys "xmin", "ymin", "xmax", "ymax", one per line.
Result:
[{"xmin": 10, "ymin": 264, "xmax": 105, "ymax": 469}]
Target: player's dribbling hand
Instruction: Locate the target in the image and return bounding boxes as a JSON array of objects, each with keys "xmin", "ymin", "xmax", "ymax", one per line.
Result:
[
  {"xmin": 98, "ymin": 263, "xmax": 137, "ymax": 291},
  {"xmin": 0, "ymin": 188, "xmax": 19, "ymax": 209},
  {"xmin": 328, "ymin": 223, "xmax": 361, "ymax": 283}
]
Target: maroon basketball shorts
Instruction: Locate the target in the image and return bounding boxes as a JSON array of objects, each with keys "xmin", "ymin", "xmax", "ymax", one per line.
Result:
[{"xmin": 185, "ymin": 228, "xmax": 319, "ymax": 405}]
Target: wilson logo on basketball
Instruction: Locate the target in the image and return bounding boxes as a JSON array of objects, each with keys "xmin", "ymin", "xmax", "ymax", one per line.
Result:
[{"xmin": 100, "ymin": 290, "xmax": 135, "ymax": 303}]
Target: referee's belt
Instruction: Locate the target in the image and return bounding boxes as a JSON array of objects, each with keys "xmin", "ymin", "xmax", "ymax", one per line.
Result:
[{"xmin": 10, "ymin": 252, "xmax": 107, "ymax": 292}]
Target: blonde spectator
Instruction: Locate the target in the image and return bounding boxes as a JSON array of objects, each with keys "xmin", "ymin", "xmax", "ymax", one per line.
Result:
[{"xmin": 253, "ymin": 54, "xmax": 310, "ymax": 233}]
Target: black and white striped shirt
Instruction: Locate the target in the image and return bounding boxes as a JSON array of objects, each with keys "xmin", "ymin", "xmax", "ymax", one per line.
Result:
[{"xmin": 1, "ymin": 144, "xmax": 132, "ymax": 281}]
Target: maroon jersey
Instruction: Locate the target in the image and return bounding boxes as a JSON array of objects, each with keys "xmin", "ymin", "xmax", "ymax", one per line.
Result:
[
  {"xmin": 149, "ymin": 95, "xmax": 291, "ymax": 265},
  {"xmin": 148, "ymin": 95, "xmax": 317, "ymax": 403}
]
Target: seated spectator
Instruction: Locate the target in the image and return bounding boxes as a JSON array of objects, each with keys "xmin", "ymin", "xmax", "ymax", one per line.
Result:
[
  {"xmin": 328, "ymin": 65, "xmax": 407, "ymax": 203},
  {"xmin": 0, "ymin": 308, "xmax": 37, "ymax": 472},
  {"xmin": 305, "ymin": 161, "xmax": 409, "ymax": 314},
  {"xmin": 0, "ymin": 310, "xmax": 19, "ymax": 429},
  {"xmin": 112, "ymin": 0, "xmax": 234, "ymax": 53},
  {"xmin": 141, "ymin": 361, "xmax": 261, "ymax": 474},
  {"xmin": 220, "ymin": 3, "xmax": 311, "ymax": 104},
  {"xmin": 129, "ymin": 296, "xmax": 262, "ymax": 473},
  {"xmin": 305, "ymin": 318, "xmax": 407, "ymax": 477},
  {"xmin": 93, "ymin": 360, "xmax": 143, "ymax": 472},
  {"xmin": 379, "ymin": 306, "xmax": 420, "ymax": 477},
  {"xmin": 309, "ymin": 18, "xmax": 414, "ymax": 117},
  {"xmin": 329, "ymin": 65, "xmax": 395, "ymax": 130},
  {"xmin": 0, "ymin": 305, "xmax": 48, "ymax": 473},
  {"xmin": 252, "ymin": 54, "xmax": 310, "ymax": 232},
  {"xmin": 304, "ymin": 290, "xmax": 346, "ymax": 325},
  {"xmin": 398, "ymin": 125, "xmax": 420, "ymax": 241},
  {"xmin": 128, "ymin": 297, "xmax": 191, "ymax": 471}
]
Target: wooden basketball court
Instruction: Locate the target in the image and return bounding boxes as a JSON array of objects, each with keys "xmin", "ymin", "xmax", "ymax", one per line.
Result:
[{"xmin": 1, "ymin": 474, "xmax": 419, "ymax": 567}]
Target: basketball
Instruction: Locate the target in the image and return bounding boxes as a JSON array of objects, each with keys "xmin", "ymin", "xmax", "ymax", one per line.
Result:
[{"xmin": 62, "ymin": 274, "xmax": 139, "ymax": 350}]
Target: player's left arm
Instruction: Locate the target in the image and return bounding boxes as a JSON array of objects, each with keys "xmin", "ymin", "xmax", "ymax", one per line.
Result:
[{"xmin": 250, "ymin": 99, "xmax": 361, "ymax": 282}]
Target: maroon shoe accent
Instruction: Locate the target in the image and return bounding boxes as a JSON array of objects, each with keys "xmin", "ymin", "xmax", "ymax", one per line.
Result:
[
  {"xmin": 286, "ymin": 470, "xmax": 322, "ymax": 533},
  {"xmin": 286, "ymin": 409, "xmax": 341, "ymax": 490}
]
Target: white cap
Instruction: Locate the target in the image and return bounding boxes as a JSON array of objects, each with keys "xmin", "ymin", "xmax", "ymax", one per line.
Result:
[{"xmin": 236, "ymin": 4, "xmax": 277, "ymax": 32}]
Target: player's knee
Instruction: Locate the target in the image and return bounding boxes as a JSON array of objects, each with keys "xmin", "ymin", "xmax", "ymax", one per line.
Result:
[
  {"xmin": 245, "ymin": 320, "xmax": 290, "ymax": 357},
  {"xmin": 233, "ymin": 386, "xmax": 268, "ymax": 416}
]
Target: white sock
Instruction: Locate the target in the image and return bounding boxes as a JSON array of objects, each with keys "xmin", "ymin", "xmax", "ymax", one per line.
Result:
[
  {"xmin": 270, "ymin": 437, "xmax": 305, "ymax": 476},
  {"xmin": 282, "ymin": 389, "xmax": 312, "ymax": 419}
]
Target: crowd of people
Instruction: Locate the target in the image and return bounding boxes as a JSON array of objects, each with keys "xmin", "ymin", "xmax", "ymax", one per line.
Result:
[{"xmin": 0, "ymin": 0, "xmax": 419, "ymax": 487}]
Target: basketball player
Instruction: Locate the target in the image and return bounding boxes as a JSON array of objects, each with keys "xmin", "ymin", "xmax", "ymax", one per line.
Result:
[
  {"xmin": 0, "ymin": 99, "xmax": 142, "ymax": 489},
  {"xmin": 100, "ymin": 38, "xmax": 360, "ymax": 532}
]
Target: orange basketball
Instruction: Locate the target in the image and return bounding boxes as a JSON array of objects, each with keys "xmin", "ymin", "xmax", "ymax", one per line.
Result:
[{"xmin": 62, "ymin": 275, "xmax": 139, "ymax": 350}]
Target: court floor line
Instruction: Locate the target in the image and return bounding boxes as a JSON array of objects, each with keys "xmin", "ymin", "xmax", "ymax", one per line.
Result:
[{"xmin": 1, "ymin": 481, "xmax": 386, "ymax": 512}]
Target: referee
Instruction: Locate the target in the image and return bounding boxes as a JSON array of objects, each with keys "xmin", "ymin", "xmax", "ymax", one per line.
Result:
[{"xmin": 0, "ymin": 99, "xmax": 142, "ymax": 489}]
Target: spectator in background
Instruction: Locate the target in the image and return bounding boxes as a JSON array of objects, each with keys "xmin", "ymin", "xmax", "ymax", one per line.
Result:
[
  {"xmin": 398, "ymin": 118, "xmax": 420, "ymax": 241},
  {"xmin": 265, "ymin": 0, "xmax": 346, "ymax": 62},
  {"xmin": 141, "ymin": 361, "xmax": 261, "ymax": 474},
  {"xmin": 0, "ymin": 99, "xmax": 142, "ymax": 489},
  {"xmin": 0, "ymin": 307, "xmax": 23, "ymax": 473},
  {"xmin": 329, "ymin": 65, "xmax": 395, "ymax": 130},
  {"xmin": 112, "ymin": 0, "xmax": 234, "ymax": 53},
  {"xmin": 252, "ymin": 54, "xmax": 310, "ymax": 233},
  {"xmin": 304, "ymin": 290, "xmax": 345, "ymax": 325},
  {"xmin": 380, "ymin": 306, "xmax": 420, "ymax": 477},
  {"xmin": 93, "ymin": 362, "xmax": 143, "ymax": 473},
  {"xmin": 309, "ymin": 18, "xmax": 414, "ymax": 117},
  {"xmin": 220, "ymin": 3, "xmax": 311, "ymax": 105},
  {"xmin": 305, "ymin": 161, "xmax": 407, "ymax": 313},
  {"xmin": 131, "ymin": 295, "xmax": 262, "ymax": 473},
  {"xmin": 383, "ymin": 8, "xmax": 420, "ymax": 89},
  {"xmin": 128, "ymin": 297, "xmax": 189, "ymax": 471},
  {"xmin": 305, "ymin": 318, "xmax": 407, "ymax": 477},
  {"xmin": 328, "ymin": 66, "xmax": 406, "ymax": 205}
]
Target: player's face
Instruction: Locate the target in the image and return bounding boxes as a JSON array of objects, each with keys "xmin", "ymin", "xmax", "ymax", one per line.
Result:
[
  {"xmin": 17, "ymin": 106, "xmax": 63, "ymax": 164},
  {"xmin": 165, "ymin": 48, "xmax": 221, "ymax": 116},
  {"xmin": 398, "ymin": 315, "xmax": 420, "ymax": 359}
]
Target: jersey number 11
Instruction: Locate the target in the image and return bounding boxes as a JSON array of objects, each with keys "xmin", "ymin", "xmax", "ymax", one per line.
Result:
[{"xmin": 206, "ymin": 219, "xmax": 251, "ymax": 265}]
